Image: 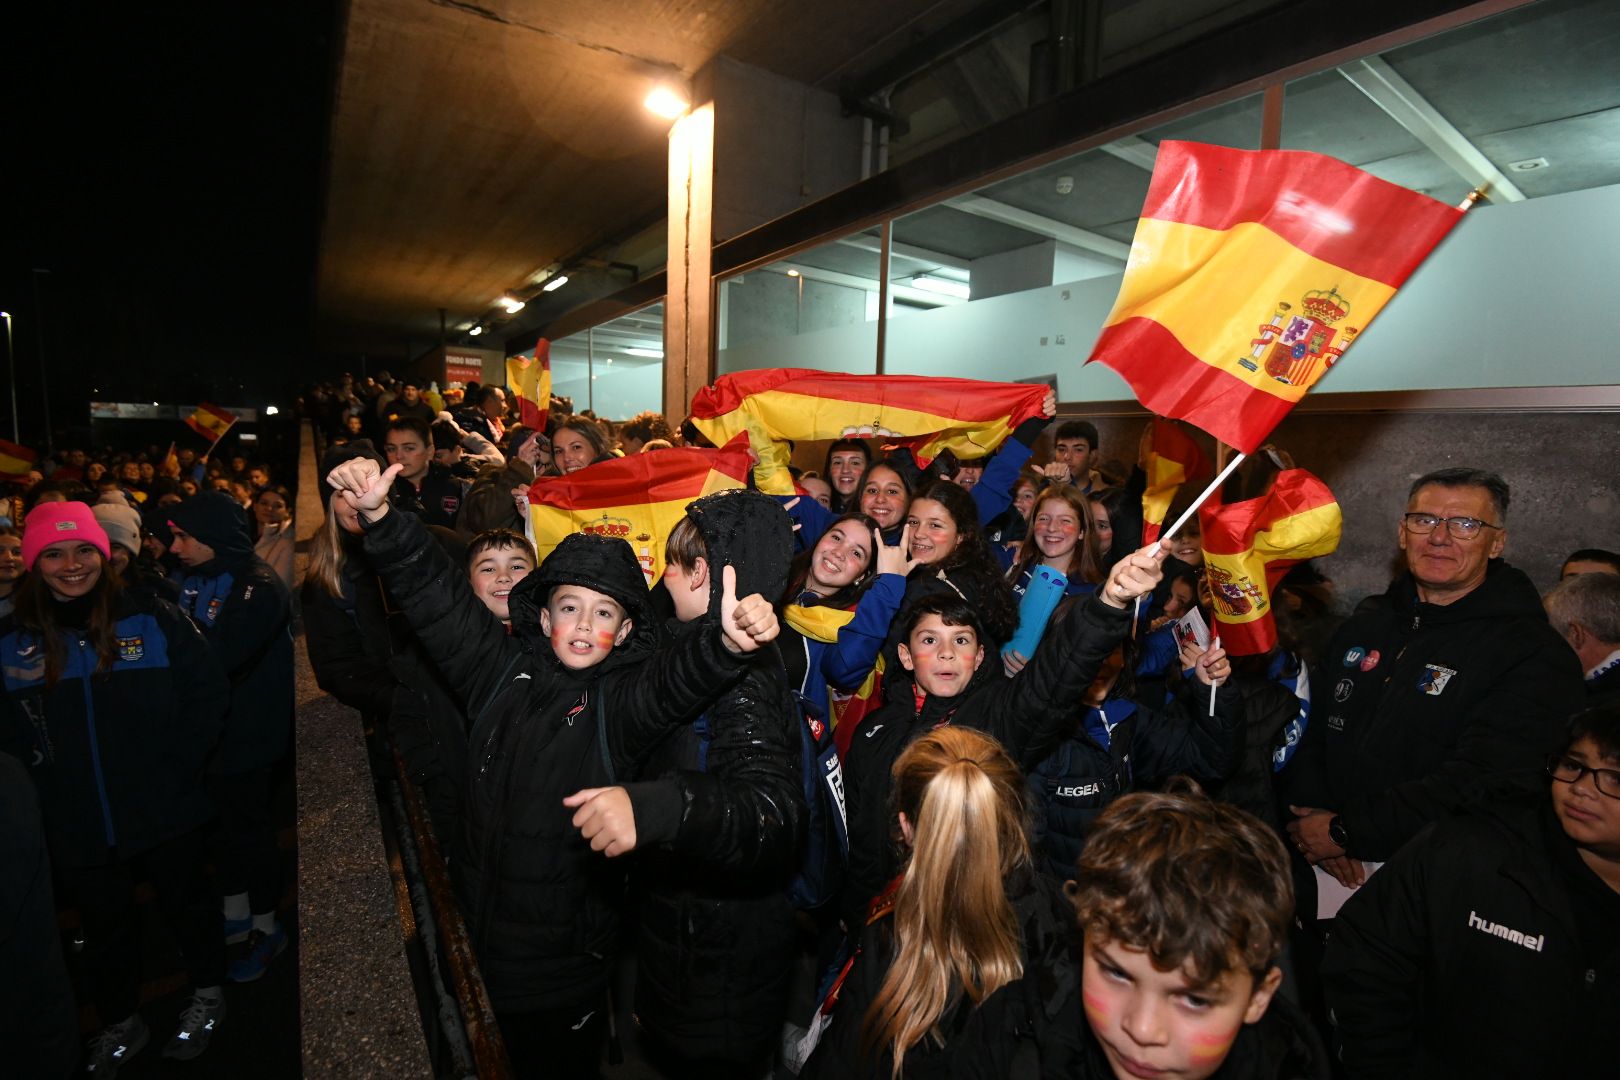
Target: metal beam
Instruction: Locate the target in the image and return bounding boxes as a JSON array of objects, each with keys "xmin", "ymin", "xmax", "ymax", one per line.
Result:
[
  {"xmin": 833, "ymin": 235, "xmax": 973, "ymax": 272},
  {"xmin": 761, "ymin": 263, "xmax": 960, "ymax": 308},
  {"xmin": 1337, "ymin": 55, "xmax": 1525, "ymax": 201},
  {"xmin": 1099, "ymin": 135, "xmax": 1160, "ymax": 171},
  {"xmin": 946, "ymin": 194, "xmax": 1130, "ymax": 260}
]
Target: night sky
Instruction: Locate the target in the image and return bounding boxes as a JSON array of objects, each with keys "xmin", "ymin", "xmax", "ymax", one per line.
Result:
[{"xmin": 2, "ymin": 4, "xmax": 335, "ymax": 447}]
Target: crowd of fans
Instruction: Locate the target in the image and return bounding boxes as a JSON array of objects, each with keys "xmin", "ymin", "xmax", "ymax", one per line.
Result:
[{"xmin": 4, "ymin": 366, "xmax": 1618, "ymax": 1077}]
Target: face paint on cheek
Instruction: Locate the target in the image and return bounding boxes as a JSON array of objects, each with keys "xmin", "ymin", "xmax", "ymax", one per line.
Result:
[
  {"xmin": 1081, "ymin": 989, "xmax": 1111, "ymax": 1029},
  {"xmin": 596, "ymin": 630, "xmax": 616, "ymax": 648},
  {"xmin": 1186, "ymin": 1024, "xmax": 1241, "ymax": 1063}
]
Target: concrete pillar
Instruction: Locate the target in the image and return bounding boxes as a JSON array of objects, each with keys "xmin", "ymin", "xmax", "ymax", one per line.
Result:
[{"xmin": 663, "ymin": 102, "xmax": 715, "ymax": 421}]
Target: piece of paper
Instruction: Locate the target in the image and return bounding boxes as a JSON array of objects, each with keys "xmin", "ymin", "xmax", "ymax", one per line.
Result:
[
  {"xmin": 1314, "ymin": 861, "xmax": 1383, "ymax": 920},
  {"xmin": 1174, "ymin": 607, "xmax": 1211, "ymax": 652}
]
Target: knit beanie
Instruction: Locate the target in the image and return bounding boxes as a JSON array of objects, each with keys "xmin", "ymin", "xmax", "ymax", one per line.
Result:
[
  {"xmin": 23, "ymin": 501, "xmax": 113, "ymax": 569},
  {"xmin": 166, "ymin": 492, "xmax": 255, "ymax": 563},
  {"xmin": 92, "ymin": 502, "xmax": 143, "ymax": 557}
]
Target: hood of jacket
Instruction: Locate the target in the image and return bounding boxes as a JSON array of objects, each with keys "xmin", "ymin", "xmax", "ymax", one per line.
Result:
[
  {"xmin": 506, "ymin": 532, "xmax": 660, "ymax": 675},
  {"xmin": 166, "ymin": 492, "xmax": 255, "ymax": 565},
  {"xmin": 684, "ymin": 488, "xmax": 792, "ymax": 614},
  {"xmin": 1387, "ymin": 558, "xmax": 1547, "ymax": 626}
]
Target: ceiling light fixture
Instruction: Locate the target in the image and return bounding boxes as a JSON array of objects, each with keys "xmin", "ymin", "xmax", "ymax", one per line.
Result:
[
  {"xmin": 542, "ymin": 275, "xmax": 569, "ymax": 292},
  {"xmin": 469, "ymin": 325, "xmax": 484, "ymax": 336},
  {"xmin": 785, "ymin": 268, "xmax": 801, "ymax": 277},
  {"xmin": 499, "ymin": 295, "xmax": 526, "ymax": 314},
  {"xmin": 644, "ymin": 86, "xmax": 690, "ymax": 119},
  {"xmin": 624, "ymin": 347, "xmax": 664, "ymax": 358},
  {"xmin": 911, "ymin": 275, "xmax": 971, "ymax": 300}
]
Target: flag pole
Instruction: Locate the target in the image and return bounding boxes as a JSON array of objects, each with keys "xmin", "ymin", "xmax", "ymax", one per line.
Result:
[
  {"xmin": 1457, "ymin": 186, "xmax": 1487, "ymax": 211},
  {"xmin": 1161, "ymin": 451, "xmax": 1246, "ymax": 543}
]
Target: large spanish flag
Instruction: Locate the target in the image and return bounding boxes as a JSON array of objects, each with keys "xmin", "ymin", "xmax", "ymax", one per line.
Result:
[
  {"xmin": 0, "ymin": 439, "xmax": 37, "ymax": 481},
  {"xmin": 507, "ymin": 339, "xmax": 552, "ymax": 429},
  {"xmin": 1198, "ymin": 468, "xmax": 1341, "ymax": 655},
  {"xmin": 690, "ymin": 369, "xmax": 1050, "ymax": 494},
  {"xmin": 1087, "ymin": 142, "xmax": 1464, "ymax": 454},
  {"xmin": 783, "ymin": 602, "xmax": 886, "ymax": 756},
  {"xmin": 1140, "ymin": 417, "xmax": 1212, "ymax": 544},
  {"xmin": 527, "ymin": 433, "xmax": 753, "ymax": 585},
  {"xmin": 185, "ymin": 403, "xmax": 237, "ymax": 443}
]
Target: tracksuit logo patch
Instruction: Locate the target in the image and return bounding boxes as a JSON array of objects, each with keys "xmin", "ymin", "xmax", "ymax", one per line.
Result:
[
  {"xmin": 1418, "ymin": 664, "xmax": 1457, "ymax": 696},
  {"xmin": 117, "ymin": 636, "xmax": 144, "ymax": 662},
  {"xmin": 1467, "ymin": 910, "xmax": 1545, "ymax": 952}
]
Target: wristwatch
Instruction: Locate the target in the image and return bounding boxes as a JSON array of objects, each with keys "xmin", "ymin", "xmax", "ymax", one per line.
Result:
[{"xmin": 1328, "ymin": 815, "xmax": 1350, "ymax": 851}]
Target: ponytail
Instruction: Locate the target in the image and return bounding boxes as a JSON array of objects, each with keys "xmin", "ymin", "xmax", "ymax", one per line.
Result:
[{"xmin": 861, "ymin": 727, "xmax": 1030, "ymax": 1074}]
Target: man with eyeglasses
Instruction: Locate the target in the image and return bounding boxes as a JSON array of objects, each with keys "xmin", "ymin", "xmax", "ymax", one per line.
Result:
[
  {"xmin": 1320, "ymin": 704, "xmax": 1620, "ymax": 1075},
  {"xmin": 1284, "ymin": 467, "xmax": 1582, "ymax": 886}
]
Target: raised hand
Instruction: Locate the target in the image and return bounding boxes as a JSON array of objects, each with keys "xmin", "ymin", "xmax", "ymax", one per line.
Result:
[
  {"xmin": 562, "ymin": 787, "xmax": 637, "ymax": 857},
  {"xmin": 719, "ymin": 563, "xmax": 780, "ymax": 654},
  {"xmin": 1190, "ymin": 641, "xmax": 1231, "ymax": 688},
  {"xmin": 1003, "ymin": 649, "xmax": 1029, "ymax": 678},
  {"xmin": 326, "ymin": 459, "xmax": 403, "ymax": 522},
  {"xmin": 1099, "ymin": 539, "xmax": 1170, "ymax": 609},
  {"xmin": 1040, "ymin": 389, "xmax": 1057, "ymax": 418},
  {"xmin": 874, "ymin": 524, "xmax": 919, "ymax": 578}
]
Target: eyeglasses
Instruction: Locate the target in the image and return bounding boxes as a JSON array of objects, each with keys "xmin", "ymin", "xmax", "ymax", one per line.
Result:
[
  {"xmin": 1401, "ymin": 513, "xmax": 1502, "ymax": 541},
  {"xmin": 1546, "ymin": 754, "xmax": 1620, "ymax": 799}
]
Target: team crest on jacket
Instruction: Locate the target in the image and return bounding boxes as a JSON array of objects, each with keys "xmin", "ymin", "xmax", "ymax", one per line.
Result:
[
  {"xmin": 117, "ymin": 635, "xmax": 144, "ymax": 662},
  {"xmin": 1417, "ymin": 664, "xmax": 1457, "ymax": 696},
  {"xmin": 1239, "ymin": 286, "xmax": 1360, "ymax": 387},
  {"xmin": 1343, "ymin": 647, "xmax": 1366, "ymax": 667},
  {"xmin": 1360, "ymin": 649, "xmax": 1381, "ymax": 672},
  {"xmin": 1333, "ymin": 678, "xmax": 1355, "ymax": 703},
  {"xmin": 206, "ymin": 597, "xmax": 224, "ymax": 623}
]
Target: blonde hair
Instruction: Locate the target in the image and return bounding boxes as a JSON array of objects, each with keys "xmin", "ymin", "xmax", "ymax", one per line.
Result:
[
  {"xmin": 305, "ymin": 498, "xmax": 347, "ymax": 598},
  {"xmin": 861, "ymin": 727, "xmax": 1030, "ymax": 1074}
]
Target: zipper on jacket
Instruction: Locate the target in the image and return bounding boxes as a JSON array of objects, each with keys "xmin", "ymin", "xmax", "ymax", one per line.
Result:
[
  {"xmin": 77, "ymin": 638, "xmax": 118, "ymax": 849},
  {"xmin": 1585, "ymin": 968, "xmax": 1597, "ymax": 992}
]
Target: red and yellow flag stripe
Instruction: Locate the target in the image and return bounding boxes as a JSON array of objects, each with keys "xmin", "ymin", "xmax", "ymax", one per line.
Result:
[
  {"xmin": 1087, "ymin": 141, "xmax": 1464, "ymax": 454},
  {"xmin": 527, "ymin": 433, "xmax": 752, "ymax": 585},
  {"xmin": 0, "ymin": 439, "xmax": 38, "ymax": 480},
  {"xmin": 185, "ymin": 403, "xmax": 236, "ymax": 443},
  {"xmin": 507, "ymin": 339, "xmax": 552, "ymax": 429},
  {"xmin": 1199, "ymin": 468, "xmax": 1341, "ymax": 655},
  {"xmin": 1140, "ymin": 418, "xmax": 1212, "ymax": 545},
  {"xmin": 690, "ymin": 369, "xmax": 1049, "ymax": 494}
]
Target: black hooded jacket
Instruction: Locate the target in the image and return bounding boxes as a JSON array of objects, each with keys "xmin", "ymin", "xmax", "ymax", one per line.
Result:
[
  {"xmin": 1282, "ymin": 561, "xmax": 1583, "ymax": 861},
  {"xmin": 625, "ymin": 489, "xmax": 807, "ymax": 1064},
  {"xmin": 840, "ymin": 595, "xmax": 1132, "ymax": 931},
  {"xmin": 168, "ymin": 492, "xmax": 294, "ymax": 773},
  {"xmin": 359, "ymin": 507, "xmax": 752, "ymax": 1013}
]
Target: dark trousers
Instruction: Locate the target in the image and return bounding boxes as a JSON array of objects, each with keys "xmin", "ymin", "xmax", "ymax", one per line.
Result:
[
  {"xmin": 58, "ymin": 829, "xmax": 226, "ymax": 1025},
  {"xmin": 497, "ymin": 1002, "xmax": 607, "ymax": 1080},
  {"xmin": 210, "ymin": 767, "xmax": 279, "ymax": 914}
]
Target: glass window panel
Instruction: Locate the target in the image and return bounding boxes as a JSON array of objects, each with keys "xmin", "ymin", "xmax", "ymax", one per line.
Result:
[
  {"xmin": 548, "ymin": 331, "xmax": 592, "ymax": 415},
  {"xmin": 716, "ymin": 228, "xmax": 880, "ymax": 374},
  {"xmin": 587, "ymin": 303, "xmax": 664, "ymax": 420}
]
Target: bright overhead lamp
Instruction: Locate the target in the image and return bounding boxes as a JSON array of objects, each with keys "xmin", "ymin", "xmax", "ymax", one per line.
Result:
[
  {"xmin": 265, "ymin": 405, "xmax": 280, "ymax": 416},
  {"xmin": 624, "ymin": 347, "xmax": 664, "ymax": 358},
  {"xmin": 644, "ymin": 85, "xmax": 689, "ymax": 119},
  {"xmin": 469, "ymin": 325, "xmax": 484, "ymax": 337},
  {"xmin": 542, "ymin": 275, "xmax": 569, "ymax": 292},
  {"xmin": 911, "ymin": 275, "xmax": 970, "ymax": 300},
  {"xmin": 785, "ymin": 268, "xmax": 801, "ymax": 277},
  {"xmin": 499, "ymin": 295, "xmax": 526, "ymax": 314}
]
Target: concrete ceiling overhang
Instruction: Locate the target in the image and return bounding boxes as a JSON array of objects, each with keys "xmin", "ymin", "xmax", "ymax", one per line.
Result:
[{"xmin": 316, "ymin": 0, "xmax": 988, "ymax": 352}]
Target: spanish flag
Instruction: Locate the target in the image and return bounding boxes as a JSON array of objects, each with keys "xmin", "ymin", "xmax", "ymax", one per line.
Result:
[
  {"xmin": 1140, "ymin": 418, "xmax": 1212, "ymax": 545},
  {"xmin": 1087, "ymin": 142, "xmax": 1464, "ymax": 454},
  {"xmin": 783, "ymin": 603, "xmax": 886, "ymax": 755},
  {"xmin": 185, "ymin": 403, "xmax": 237, "ymax": 443},
  {"xmin": 527, "ymin": 433, "xmax": 753, "ymax": 585},
  {"xmin": 690, "ymin": 370, "xmax": 1050, "ymax": 495},
  {"xmin": 1198, "ymin": 468, "xmax": 1341, "ymax": 655},
  {"xmin": 0, "ymin": 439, "xmax": 37, "ymax": 481},
  {"xmin": 507, "ymin": 339, "xmax": 552, "ymax": 430}
]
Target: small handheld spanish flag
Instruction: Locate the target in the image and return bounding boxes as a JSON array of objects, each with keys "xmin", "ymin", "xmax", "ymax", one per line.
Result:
[
  {"xmin": 527, "ymin": 433, "xmax": 753, "ymax": 586},
  {"xmin": 185, "ymin": 403, "xmax": 237, "ymax": 443},
  {"xmin": 1140, "ymin": 418, "xmax": 1212, "ymax": 545},
  {"xmin": 1087, "ymin": 141, "xmax": 1465, "ymax": 454},
  {"xmin": 0, "ymin": 439, "xmax": 38, "ymax": 481},
  {"xmin": 507, "ymin": 339, "xmax": 552, "ymax": 430},
  {"xmin": 689, "ymin": 369, "xmax": 1050, "ymax": 495},
  {"xmin": 1198, "ymin": 468, "xmax": 1341, "ymax": 656}
]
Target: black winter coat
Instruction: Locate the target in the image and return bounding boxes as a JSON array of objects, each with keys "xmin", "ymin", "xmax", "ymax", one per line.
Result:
[
  {"xmin": 841, "ymin": 595, "xmax": 1132, "ymax": 930},
  {"xmin": 0, "ymin": 594, "xmax": 230, "ymax": 867},
  {"xmin": 1282, "ymin": 561, "xmax": 1583, "ymax": 860},
  {"xmin": 804, "ymin": 869, "xmax": 1086, "ymax": 1080},
  {"xmin": 1027, "ymin": 679, "xmax": 1243, "ymax": 881},
  {"xmin": 361, "ymin": 507, "xmax": 750, "ymax": 1013},
  {"xmin": 1321, "ymin": 802, "xmax": 1620, "ymax": 1077}
]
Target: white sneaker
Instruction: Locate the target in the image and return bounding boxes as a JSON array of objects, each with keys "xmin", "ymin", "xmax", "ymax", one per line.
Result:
[
  {"xmin": 84, "ymin": 1013, "xmax": 150, "ymax": 1076},
  {"xmin": 162, "ymin": 990, "xmax": 228, "ymax": 1061}
]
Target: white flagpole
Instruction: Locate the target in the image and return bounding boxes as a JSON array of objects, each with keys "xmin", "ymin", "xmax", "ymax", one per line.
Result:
[{"xmin": 1161, "ymin": 451, "xmax": 1246, "ymax": 543}]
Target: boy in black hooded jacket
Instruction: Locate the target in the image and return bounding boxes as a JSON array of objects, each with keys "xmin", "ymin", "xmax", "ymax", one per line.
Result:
[{"xmin": 325, "ymin": 456, "xmax": 783, "ymax": 1079}]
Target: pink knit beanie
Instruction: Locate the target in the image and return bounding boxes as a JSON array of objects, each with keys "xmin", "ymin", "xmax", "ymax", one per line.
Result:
[{"xmin": 23, "ymin": 501, "xmax": 113, "ymax": 569}]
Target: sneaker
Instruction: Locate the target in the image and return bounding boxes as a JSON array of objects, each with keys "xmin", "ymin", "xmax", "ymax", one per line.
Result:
[
  {"xmin": 163, "ymin": 991, "xmax": 227, "ymax": 1061},
  {"xmin": 224, "ymin": 914, "xmax": 253, "ymax": 945},
  {"xmin": 84, "ymin": 1014, "xmax": 150, "ymax": 1076},
  {"xmin": 228, "ymin": 923, "xmax": 287, "ymax": 982}
]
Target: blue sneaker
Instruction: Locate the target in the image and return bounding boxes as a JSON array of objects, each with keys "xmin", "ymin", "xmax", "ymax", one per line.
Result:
[
  {"xmin": 228, "ymin": 924, "xmax": 287, "ymax": 982},
  {"xmin": 224, "ymin": 915, "xmax": 252, "ymax": 945}
]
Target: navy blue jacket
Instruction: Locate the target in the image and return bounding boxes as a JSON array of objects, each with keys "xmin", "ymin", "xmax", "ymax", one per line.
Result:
[{"xmin": 0, "ymin": 596, "xmax": 229, "ymax": 867}]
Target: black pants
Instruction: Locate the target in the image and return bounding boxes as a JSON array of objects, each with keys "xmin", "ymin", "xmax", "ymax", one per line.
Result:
[
  {"xmin": 58, "ymin": 829, "xmax": 226, "ymax": 1025},
  {"xmin": 497, "ymin": 1002, "xmax": 607, "ymax": 1080},
  {"xmin": 210, "ymin": 767, "xmax": 279, "ymax": 914}
]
